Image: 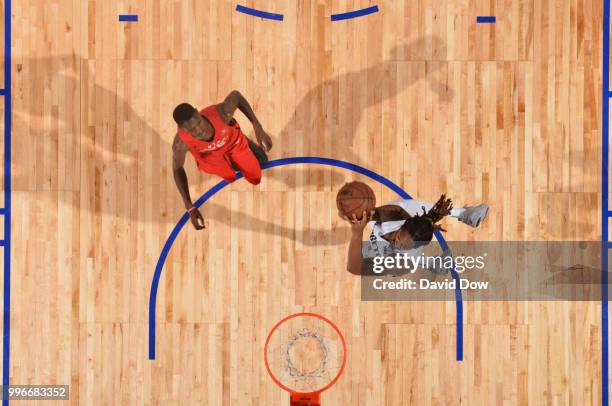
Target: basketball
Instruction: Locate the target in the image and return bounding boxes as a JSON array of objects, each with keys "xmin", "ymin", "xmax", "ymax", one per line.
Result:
[{"xmin": 336, "ymin": 181, "xmax": 376, "ymax": 220}]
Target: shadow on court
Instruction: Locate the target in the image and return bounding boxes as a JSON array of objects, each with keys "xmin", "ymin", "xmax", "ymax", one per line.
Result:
[
  {"xmin": 11, "ymin": 54, "xmax": 348, "ymax": 245},
  {"xmin": 269, "ymin": 35, "xmax": 454, "ymax": 170},
  {"xmin": 13, "ymin": 36, "xmax": 451, "ymax": 244}
]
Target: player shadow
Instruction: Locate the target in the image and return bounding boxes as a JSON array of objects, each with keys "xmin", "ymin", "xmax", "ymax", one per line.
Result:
[
  {"xmin": 535, "ymin": 265, "xmax": 610, "ymax": 301},
  {"xmin": 208, "ymin": 36, "xmax": 453, "ymax": 240},
  {"xmin": 15, "ymin": 36, "xmax": 451, "ymax": 239},
  {"xmin": 202, "ymin": 201, "xmax": 349, "ymax": 246},
  {"xmin": 11, "ymin": 54, "xmax": 351, "ymax": 242},
  {"xmin": 270, "ymin": 35, "xmax": 453, "ymax": 168},
  {"xmin": 11, "ymin": 53, "xmax": 335, "ymax": 194}
]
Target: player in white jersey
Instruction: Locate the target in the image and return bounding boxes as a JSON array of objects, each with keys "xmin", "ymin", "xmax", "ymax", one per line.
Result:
[{"xmin": 342, "ymin": 195, "xmax": 489, "ymax": 275}]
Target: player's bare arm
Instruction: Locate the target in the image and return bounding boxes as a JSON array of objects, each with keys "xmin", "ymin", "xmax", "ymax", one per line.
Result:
[
  {"xmin": 342, "ymin": 211, "xmax": 374, "ymax": 275},
  {"xmin": 219, "ymin": 90, "xmax": 273, "ymax": 151},
  {"xmin": 172, "ymin": 135, "xmax": 205, "ymax": 230}
]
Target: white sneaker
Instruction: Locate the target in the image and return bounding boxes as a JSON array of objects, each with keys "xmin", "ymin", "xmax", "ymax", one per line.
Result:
[{"xmin": 458, "ymin": 204, "xmax": 489, "ymax": 228}]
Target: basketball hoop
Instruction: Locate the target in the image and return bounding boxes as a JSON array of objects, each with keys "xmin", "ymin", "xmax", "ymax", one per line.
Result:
[{"xmin": 264, "ymin": 313, "xmax": 347, "ymax": 406}]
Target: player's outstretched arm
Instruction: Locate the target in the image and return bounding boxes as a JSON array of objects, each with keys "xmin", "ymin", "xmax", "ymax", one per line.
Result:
[
  {"xmin": 221, "ymin": 90, "xmax": 273, "ymax": 151},
  {"xmin": 172, "ymin": 136, "xmax": 205, "ymax": 230},
  {"xmin": 342, "ymin": 211, "xmax": 374, "ymax": 275}
]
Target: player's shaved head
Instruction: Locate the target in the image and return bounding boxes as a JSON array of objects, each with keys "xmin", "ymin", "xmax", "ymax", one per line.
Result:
[{"xmin": 173, "ymin": 103, "xmax": 197, "ymax": 126}]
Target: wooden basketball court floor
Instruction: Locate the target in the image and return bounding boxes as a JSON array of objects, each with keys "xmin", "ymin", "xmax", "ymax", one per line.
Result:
[{"xmin": 3, "ymin": 0, "xmax": 610, "ymax": 404}]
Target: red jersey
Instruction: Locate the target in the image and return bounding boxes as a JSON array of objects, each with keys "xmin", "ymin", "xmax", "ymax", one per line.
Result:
[{"xmin": 176, "ymin": 105, "xmax": 245, "ymax": 171}]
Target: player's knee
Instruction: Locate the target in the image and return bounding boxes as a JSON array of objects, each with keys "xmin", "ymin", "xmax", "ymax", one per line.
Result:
[
  {"xmin": 223, "ymin": 174, "xmax": 237, "ymax": 183},
  {"xmin": 347, "ymin": 265, "xmax": 362, "ymax": 276},
  {"xmin": 244, "ymin": 167, "xmax": 262, "ymax": 185},
  {"xmin": 247, "ymin": 176, "xmax": 261, "ymax": 185}
]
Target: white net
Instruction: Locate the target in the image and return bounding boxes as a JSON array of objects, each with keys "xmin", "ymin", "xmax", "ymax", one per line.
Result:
[{"xmin": 265, "ymin": 314, "xmax": 345, "ymax": 394}]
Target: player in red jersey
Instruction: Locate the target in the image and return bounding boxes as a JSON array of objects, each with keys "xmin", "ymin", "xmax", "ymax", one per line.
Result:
[{"xmin": 172, "ymin": 90, "xmax": 273, "ymax": 230}]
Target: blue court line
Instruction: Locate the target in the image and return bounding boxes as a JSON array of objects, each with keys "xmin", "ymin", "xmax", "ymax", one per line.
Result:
[
  {"xmin": 331, "ymin": 5, "xmax": 379, "ymax": 21},
  {"xmin": 148, "ymin": 157, "xmax": 463, "ymax": 361},
  {"xmin": 235, "ymin": 4, "xmax": 283, "ymax": 21},
  {"xmin": 0, "ymin": 90, "xmax": 4, "ymax": 96},
  {"xmin": 433, "ymin": 229, "xmax": 463, "ymax": 360},
  {"xmin": 607, "ymin": 210, "xmax": 612, "ymax": 217},
  {"xmin": 118, "ymin": 14, "xmax": 138, "ymax": 22},
  {"xmin": 476, "ymin": 16, "xmax": 496, "ymax": 23},
  {"xmin": 2, "ymin": 0, "xmax": 10, "ymax": 403},
  {"xmin": 604, "ymin": 0, "xmax": 610, "ymax": 399}
]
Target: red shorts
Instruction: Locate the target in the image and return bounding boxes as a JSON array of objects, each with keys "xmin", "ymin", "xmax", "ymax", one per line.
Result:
[{"xmin": 197, "ymin": 134, "xmax": 262, "ymax": 185}]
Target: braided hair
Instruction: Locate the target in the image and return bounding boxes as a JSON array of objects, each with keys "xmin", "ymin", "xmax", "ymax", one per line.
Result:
[{"xmin": 401, "ymin": 194, "xmax": 453, "ymax": 247}]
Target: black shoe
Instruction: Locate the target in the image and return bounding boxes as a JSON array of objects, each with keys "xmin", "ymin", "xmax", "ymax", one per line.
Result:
[
  {"xmin": 230, "ymin": 139, "xmax": 269, "ymax": 171},
  {"xmin": 248, "ymin": 138, "xmax": 269, "ymax": 167}
]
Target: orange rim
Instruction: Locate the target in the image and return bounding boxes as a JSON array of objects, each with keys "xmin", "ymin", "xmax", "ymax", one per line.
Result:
[{"xmin": 264, "ymin": 312, "xmax": 347, "ymax": 397}]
